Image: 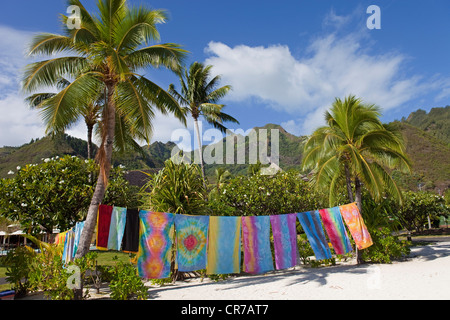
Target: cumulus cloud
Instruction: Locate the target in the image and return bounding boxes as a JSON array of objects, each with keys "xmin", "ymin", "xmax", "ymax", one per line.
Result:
[{"xmin": 204, "ymin": 30, "xmax": 445, "ymax": 135}]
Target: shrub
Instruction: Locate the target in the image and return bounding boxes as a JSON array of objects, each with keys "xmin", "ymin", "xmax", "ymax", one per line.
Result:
[
  {"xmin": 141, "ymin": 159, "xmax": 208, "ymax": 215},
  {"xmin": 210, "ymin": 170, "xmax": 325, "ymax": 216},
  {"xmin": 3, "ymin": 246, "xmax": 36, "ymax": 297},
  {"xmin": 360, "ymin": 227, "xmax": 411, "ymax": 263},
  {"xmin": 108, "ymin": 260, "xmax": 148, "ymax": 300}
]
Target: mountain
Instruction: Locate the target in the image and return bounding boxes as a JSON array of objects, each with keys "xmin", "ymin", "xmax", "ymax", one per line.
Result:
[
  {"xmin": 402, "ymin": 105, "xmax": 450, "ymax": 146},
  {"xmin": 0, "ymin": 134, "xmax": 90, "ymax": 178},
  {"xmin": 0, "ymin": 107, "xmax": 449, "ymax": 193}
]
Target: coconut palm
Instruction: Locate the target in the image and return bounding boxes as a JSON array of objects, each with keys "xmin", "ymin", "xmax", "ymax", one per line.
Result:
[
  {"xmin": 26, "ymin": 78, "xmax": 102, "ymax": 159},
  {"xmin": 21, "ymin": 0, "xmax": 188, "ymax": 258},
  {"xmin": 302, "ymin": 95, "xmax": 411, "ymax": 210},
  {"xmin": 169, "ymin": 62, "xmax": 239, "ymax": 181}
]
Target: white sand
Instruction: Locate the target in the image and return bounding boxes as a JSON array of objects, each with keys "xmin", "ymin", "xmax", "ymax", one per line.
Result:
[{"xmin": 146, "ymin": 241, "xmax": 450, "ymax": 300}]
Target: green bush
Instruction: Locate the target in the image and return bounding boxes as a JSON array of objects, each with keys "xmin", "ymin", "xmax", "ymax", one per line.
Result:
[
  {"xmin": 108, "ymin": 260, "xmax": 148, "ymax": 300},
  {"xmin": 209, "ymin": 170, "xmax": 325, "ymax": 216},
  {"xmin": 360, "ymin": 227, "xmax": 411, "ymax": 263},
  {"xmin": 141, "ymin": 159, "xmax": 208, "ymax": 215},
  {"xmin": 3, "ymin": 246, "xmax": 36, "ymax": 297}
]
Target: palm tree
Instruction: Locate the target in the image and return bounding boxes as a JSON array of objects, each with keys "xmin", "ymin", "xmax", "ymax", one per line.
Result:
[
  {"xmin": 21, "ymin": 0, "xmax": 188, "ymax": 258},
  {"xmin": 169, "ymin": 62, "xmax": 239, "ymax": 182},
  {"xmin": 302, "ymin": 95, "xmax": 411, "ymax": 211},
  {"xmin": 26, "ymin": 78, "xmax": 102, "ymax": 159}
]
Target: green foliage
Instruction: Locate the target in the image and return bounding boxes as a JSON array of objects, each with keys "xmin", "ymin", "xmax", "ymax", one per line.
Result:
[
  {"xmin": 209, "ymin": 170, "xmax": 324, "ymax": 216},
  {"xmin": 393, "ymin": 191, "xmax": 449, "ymax": 233},
  {"xmin": 2, "ymin": 246, "xmax": 36, "ymax": 297},
  {"xmin": 360, "ymin": 227, "xmax": 411, "ymax": 263},
  {"xmin": 141, "ymin": 159, "xmax": 208, "ymax": 214},
  {"xmin": 0, "ymin": 156, "xmax": 139, "ymax": 234},
  {"xmin": 297, "ymin": 234, "xmax": 314, "ymax": 265},
  {"xmin": 0, "ymin": 155, "xmax": 96, "ymax": 234},
  {"xmin": 302, "ymin": 95, "xmax": 411, "ymax": 206},
  {"xmin": 108, "ymin": 259, "xmax": 148, "ymax": 300}
]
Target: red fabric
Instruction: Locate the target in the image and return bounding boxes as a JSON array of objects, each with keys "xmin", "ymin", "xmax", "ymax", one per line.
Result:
[{"xmin": 96, "ymin": 204, "xmax": 113, "ymax": 250}]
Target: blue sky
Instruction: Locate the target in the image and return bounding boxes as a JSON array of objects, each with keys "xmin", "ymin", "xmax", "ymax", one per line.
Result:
[{"xmin": 0, "ymin": 0, "xmax": 449, "ymax": 149}]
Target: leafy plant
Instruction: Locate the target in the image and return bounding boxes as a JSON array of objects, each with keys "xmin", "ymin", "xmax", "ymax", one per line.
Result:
[
  {"xmin": 108, "ymin": 259, "xmax": 148, "ymax": 300},
  {"xmin": 141, "ymin": 159, "xmax": 208, "ymax": 215},
  {"xmin": 3, "ymin": 246, "xmax": 36, "ymax": 297},
  {"xmin": 360, "ymin": 227, "xmax": 411, "ymax": 263},
  {"xmin": 210, "ymin": 170, "xmax": 324, "ymax": 216}
]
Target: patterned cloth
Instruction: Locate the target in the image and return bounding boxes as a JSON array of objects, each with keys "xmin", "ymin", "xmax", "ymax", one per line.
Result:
[
  {"xmin": 107, "ymin": 206, "xmax": 127, "ymax": 251},
  {"xmin": 174, "ymin": 214, "xmax": 209, "ymax": 272},
  {"xmin": 206, "ymin": 216, "xmax": 241, "ymax": 275},
  {"xmin": 96, "ymin": 204, "xmax": 113, "ymax": 250},
  {"xmin": 339, "ymin": 203, "xmax": 373, "ymax": 250},
  {"xmin": 270, "ymin": 213, "xmax": 299, "ymax": 270},
  {"xmin": 72, "ymin": 221, "xmax": 85, "ymax": 258},
  {"xmin": 319, "ymin": 207, "xmax": 352, "ymax": 255},
  {"xmin": 137, "ymin": 211, "xmax": 175, "ymax": 279},
  {"xmin": 297, "ymin": 211, "xmax": 332, "ymax": 260},
  {"xmin": 242, "ymin": 216, "xmax": 274, "ymax": 274}
]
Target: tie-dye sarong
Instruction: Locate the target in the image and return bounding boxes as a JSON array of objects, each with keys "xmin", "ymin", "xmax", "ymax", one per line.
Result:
[
  {"xmin": 270, "ymin": 213, "xmax": 299, "ymax": 270},
  {"xmin": 297, "ymin": 211, "xmax": 332, "ymax": 260},
  {"xmin": 175, "ymin": 214, "xmax": 209, "ymax": 272},
  {"xmin": 319, "ymin": 207, "xmax": 352, "ymax": 255},
  {"xmin": 339, "ymin": 203, "xmax": 373, "ymax": 250},
  {"xmin": 107, "ymin": 206, "xmax": 127, "ymax": 251},
  {"xmin": 137, "ymin": 211, "xmax": 174, "ymax": 279},
  {"xmin": 242, "ymin": 216, "xmax": 274, "ymax": 274},
  {"xmin": 206, "ymin": 216, "xmax": 241, "ymax": 275}
]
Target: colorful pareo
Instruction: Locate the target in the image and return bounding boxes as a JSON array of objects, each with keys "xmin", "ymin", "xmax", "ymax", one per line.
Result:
[
  {"xmin": 241, "ymin": 216, "xmax": 274, "ymax": 274},
  {"xmin": 175, "ymin": 214, "xmax": 209, "ymax": 272},
  {"xmin": 137, "ymin": 211, "xmax": 174, "ymax": 279}
]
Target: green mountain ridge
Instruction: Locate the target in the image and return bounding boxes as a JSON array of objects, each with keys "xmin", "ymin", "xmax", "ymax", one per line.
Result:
[{"xmin": 1, "ymin": 107, "xmax": 449, "ymax": 193}]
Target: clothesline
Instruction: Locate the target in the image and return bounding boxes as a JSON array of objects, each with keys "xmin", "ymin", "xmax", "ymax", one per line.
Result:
[{"xmin": 56, "ymin": 202, "xmax": 373, "ymax": 278}]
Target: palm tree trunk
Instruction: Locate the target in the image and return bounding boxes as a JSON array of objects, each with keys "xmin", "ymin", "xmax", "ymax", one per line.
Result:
[
  {"xmin": 75, "ymin": 83, "xmax": 116, "ymax": 259},
  {"xmin": 194, "ymin": 118, "xmax": 206, "ymax": 186},
  {"xmin": 354, "ymin": 177, "xmax": 364, "ymax": 264},
  {"xmin": 344, "ymin": 163, "xmax": 354, "ymax": 202},
  {"xmin": 87, "ymin": 123, "xmax": 93, "ymax": 160}
]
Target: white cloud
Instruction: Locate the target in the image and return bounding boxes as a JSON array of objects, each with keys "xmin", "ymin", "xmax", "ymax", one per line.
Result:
[{"xmin": 204, "ymin": 30, "xmax": 446, "ymax": 136}]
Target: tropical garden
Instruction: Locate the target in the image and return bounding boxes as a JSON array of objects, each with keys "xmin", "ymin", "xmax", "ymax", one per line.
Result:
[{"xmin": 0, "ymin": 0, "xmax": 449, "ymax": 300}]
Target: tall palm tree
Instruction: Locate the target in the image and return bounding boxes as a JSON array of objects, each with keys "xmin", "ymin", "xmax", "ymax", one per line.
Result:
[
  {"xmin": 302, "ymin": 95, "xmax": 411, "ymax": 210},
  {"xmin": 25, "ymin": 77, "xmax": 102, "ymax": 160},
  {"xmin": 21, "ymin": 0, "xmax": 188, "ymax": 258},
  {"xmin": 169, "ymin": 62, "xmax": 239, "ymax": 181}
]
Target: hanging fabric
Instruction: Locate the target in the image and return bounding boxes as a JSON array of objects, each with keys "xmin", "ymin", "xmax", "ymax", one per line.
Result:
[
  {"xmin": 121, "ymin": 208, "xmax": 140, "ymax": 253},
  {"xmin": 62, "ymin": 228, "xmax": 75, "ymax": 263},
  {"xmin": 72, "ymin": 221, "xmax": 85, "ymax": 258},
  {"xmin": 174, "ymin": 214, "xmax": 209, "ymax": 272},
  {"xmin": 319, "ymin": 207, "xmax": 352, "ymax": 255},
  {"xmin": 241, "ymin": 216, "xmax": 274, "ymax": 274},
  {"xmin": 297, "ymin": 211, "xmax": 332, "ymax": 260},
  {"xmin": 96, "ymin": 204, "xmax": 113, "ymax": 250},
  {"xmin": 107, "ymin": 206, "xmax": 127, "ymax": 251},
  {"xmin": 137, "ymin": 211, "xmax": 174, "ymax": 279},
  {"xmin": 339, "ymin": 203, "xmax": 373, "ymax": 250},
  {"xmin": 206, "ymin": 216, "xmax": 241, "ymax": 275},
  {"xmin": 270, "ymin": 213, "xmax": 299, "ymax": 270}
]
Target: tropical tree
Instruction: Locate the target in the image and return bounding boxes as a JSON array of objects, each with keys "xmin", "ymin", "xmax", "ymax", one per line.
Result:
[
  {"xmin": 21, "ymin": 0, "xmax": 188, "ymax": 258},
  {"xmin": 25, "ymin": 78, "xmax": 102, "ymax": 160},
  {"xmin": 169, "ymin": 62, "xmax": 239, "ymax": 181},
  {"xmin": 302, "ymin": 95, "xmax": 411, "ymax": 211}
]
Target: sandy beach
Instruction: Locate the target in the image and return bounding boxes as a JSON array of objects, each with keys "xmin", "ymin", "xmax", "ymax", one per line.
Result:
[{"xmin": 146, "ymin": 240, "xmax": 450, "ymax": 300}]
